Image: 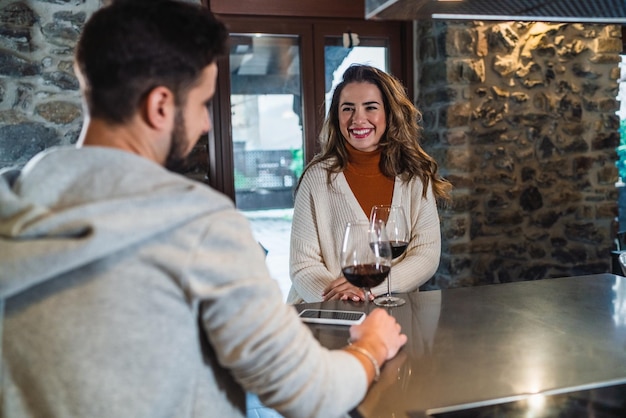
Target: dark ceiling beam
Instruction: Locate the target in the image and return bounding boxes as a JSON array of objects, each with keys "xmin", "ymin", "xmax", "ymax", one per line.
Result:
[{"xmin": 208, "ymin": 0, "xmax": 365, "ymax": 19}]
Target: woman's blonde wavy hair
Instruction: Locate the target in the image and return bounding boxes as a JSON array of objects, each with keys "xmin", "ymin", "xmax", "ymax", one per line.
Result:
[{"xmin": 297, "ymin": 64, "xmax": 451, "ymax": 203}]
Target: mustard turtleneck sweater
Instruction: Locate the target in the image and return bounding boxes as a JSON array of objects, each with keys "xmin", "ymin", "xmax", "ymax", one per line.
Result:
[{"xmin": 343, "ymin": 145, "xmax": 394, "ymax": 217}]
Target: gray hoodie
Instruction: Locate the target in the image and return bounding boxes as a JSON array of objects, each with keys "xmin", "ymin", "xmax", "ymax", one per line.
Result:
[{"xmin": 0, "ymin": 146, "xmax": 365, "ymax": 418}]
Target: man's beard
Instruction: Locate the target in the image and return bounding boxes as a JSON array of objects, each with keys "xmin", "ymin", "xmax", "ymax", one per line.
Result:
[{"xmin": 165, "ymin": 109, "xmax": 192, "ymax": 173}]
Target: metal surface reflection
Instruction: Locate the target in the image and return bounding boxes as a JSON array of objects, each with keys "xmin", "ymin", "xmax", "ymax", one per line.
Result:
[
  {"xmin": 612, "ymin": 275, "xmax": 626, "ymax": 327},
  {"xmin": 359, "ymin": 291, "xmax": 442, "ymax": 417},
  {"xmin": 296, "ymin": 274, "xmax": 626, "ymax": 417}
]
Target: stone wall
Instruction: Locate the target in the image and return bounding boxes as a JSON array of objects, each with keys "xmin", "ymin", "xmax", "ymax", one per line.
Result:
[
  {"xmin": 418, "ymin": 21, "xmax": 622, "ymax": 288},
  {"xmin": 0, "ymin": 0, "xmax": 201, "ymax": 173},
  {"xmin": 0, "ymin": 1, "xmax": 104, "ymax": 169}
]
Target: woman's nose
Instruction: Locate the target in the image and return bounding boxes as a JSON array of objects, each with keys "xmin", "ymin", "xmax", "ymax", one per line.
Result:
[{"xmin": 352, "ymin": 107, "xmax": 366, "ymax": 123}]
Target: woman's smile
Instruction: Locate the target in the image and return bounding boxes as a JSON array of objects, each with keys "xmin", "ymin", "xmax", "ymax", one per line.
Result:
[{"xmin": 339, "ymin": 81, "xmax": 386, "ymax": 152}]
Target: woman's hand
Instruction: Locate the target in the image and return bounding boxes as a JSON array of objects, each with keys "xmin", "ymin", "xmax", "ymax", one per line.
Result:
[{"xmin": 322, "ymin": 277, "xmax": 373, "ymax": 302}]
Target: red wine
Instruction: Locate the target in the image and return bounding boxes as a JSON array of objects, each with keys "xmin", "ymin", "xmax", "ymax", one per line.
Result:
[
  {"xmin": 391, "ymin": 241, "xmax": 408, "ymax": 259},
  {"xmin": 342, "ymin": 264, "xmax": 390, "ymax": 288},
  {"xmin": 370, "ymin": 241, "xmax": 407, "ymax": 259}
]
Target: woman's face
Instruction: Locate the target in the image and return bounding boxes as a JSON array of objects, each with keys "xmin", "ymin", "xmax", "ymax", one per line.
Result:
[{"xmin": 338, "ymin": 81, "xmax": 387, "ymax": 153}]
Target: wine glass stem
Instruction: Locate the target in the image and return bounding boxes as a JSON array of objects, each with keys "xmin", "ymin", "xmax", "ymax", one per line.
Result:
[{"xmin": 386, "ymin": 271, "xmax": 392, "ymax": 297}]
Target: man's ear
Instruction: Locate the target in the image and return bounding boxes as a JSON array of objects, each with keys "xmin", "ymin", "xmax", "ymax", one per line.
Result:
[{"xmin": 143, "ymin": 86, "xmax": 175, "ymax": 131}]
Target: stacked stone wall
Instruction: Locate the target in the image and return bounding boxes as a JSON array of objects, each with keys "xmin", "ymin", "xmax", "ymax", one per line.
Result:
[
  {"xmin": 0, "ymin": 0, "xmax": 201, "ymax": 173},
  {"xmin": 418, "ymin": 20, "xmax": 622, "ymax": 288},
  {"xmin": 0, "ymin": 1, "xmax": 105, "ymax": 169}
]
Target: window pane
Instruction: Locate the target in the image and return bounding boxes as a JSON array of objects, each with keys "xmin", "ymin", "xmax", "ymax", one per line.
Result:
[
  {"xmin": 230, "ymin": 34, "xmax": 304, "ymax": 211},
  {"xmin": 324, "ymin": 37, "xmax": 389, "ymax": 113},
  {"xmin": 229, "ymin": 34, "xmax": 303, "ymax": 298}
]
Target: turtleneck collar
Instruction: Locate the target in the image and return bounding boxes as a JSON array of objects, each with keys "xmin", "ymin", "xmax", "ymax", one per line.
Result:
[
  {"xmin": 343, "ymin": 142, "xmax": 394, "ymax": 216},
  {"xmin": 345, "ymin": 143, "xmax": 382, "ymax": 175}
]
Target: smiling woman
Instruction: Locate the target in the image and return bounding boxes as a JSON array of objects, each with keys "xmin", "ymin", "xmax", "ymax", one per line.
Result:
[
  {"xmin": 287, "ymin": 64, "xmax": 451, "ymax": 304},
  {"xmin": 339, "ymin": 81, "xmax": 387, "ymax": 153}
]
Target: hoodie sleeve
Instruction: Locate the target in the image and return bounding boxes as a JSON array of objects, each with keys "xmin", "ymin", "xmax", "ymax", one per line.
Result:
[{"xmin": 187, "ymin": 208, "xmax": 367, "ymax": 418}]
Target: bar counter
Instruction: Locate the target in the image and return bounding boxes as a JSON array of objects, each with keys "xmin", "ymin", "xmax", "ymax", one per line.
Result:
[{"xmin": 295, "ymin": 274, "xmax": 626, "ymax": 417}]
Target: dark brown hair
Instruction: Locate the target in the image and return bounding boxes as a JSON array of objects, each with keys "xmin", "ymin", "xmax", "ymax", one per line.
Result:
[{"xmin": 75, "ymin": 0, "xmax": 228, "ymax": 123}]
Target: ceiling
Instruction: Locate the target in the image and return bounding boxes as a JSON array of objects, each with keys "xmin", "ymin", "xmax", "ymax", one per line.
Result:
[{"xmin": 365, "ymin": 0, "xmax": 626, "ymax": 23}]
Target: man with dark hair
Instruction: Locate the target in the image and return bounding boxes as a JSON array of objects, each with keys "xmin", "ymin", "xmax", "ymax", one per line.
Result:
[{"xmin": 0, "ymin": 1, "xmax": 406, "ymax": 417}]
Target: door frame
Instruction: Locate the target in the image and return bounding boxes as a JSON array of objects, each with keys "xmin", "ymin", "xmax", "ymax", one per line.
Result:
[{"xmin": 207, "ymin": 13, "xmax": 413, "ymax": 202}]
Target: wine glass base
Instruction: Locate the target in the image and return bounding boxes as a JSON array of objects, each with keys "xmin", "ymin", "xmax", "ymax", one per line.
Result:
[{"xmin": 373, "ymin": 295, "xmax": 406, "ymax": 307}]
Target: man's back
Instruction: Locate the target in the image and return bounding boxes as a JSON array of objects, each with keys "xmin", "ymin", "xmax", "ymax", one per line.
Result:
[{"xmin": 1, "ymin": 146, "xmax": 250, "ymax": 417}]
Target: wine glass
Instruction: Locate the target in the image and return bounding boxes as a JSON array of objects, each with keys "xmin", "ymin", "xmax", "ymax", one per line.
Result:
[
  {"xmin": 340, "ymin": 220, "xmax": 392, "ymax": 311},
  {"xmin": 370, "ymin": 205, "xmax": 409, "ymax": 307}
]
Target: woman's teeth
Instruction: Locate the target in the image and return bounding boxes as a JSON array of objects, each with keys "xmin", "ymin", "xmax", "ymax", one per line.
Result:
[{"xmin": 351, "ymin": 128, "xmax": 370, "ymax": 136}]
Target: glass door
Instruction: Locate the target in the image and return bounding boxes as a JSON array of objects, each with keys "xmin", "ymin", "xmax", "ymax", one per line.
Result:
[
  {"xmin": 228, "ymin": 32, "xmax": 393, "ymax": 209},
  {"xmin": 213, "ymin": 17, "xmax": 409, "ymax": 300},
  {"xmin": 227, "ymin": 33, "xmax": 308, "ymax": 296},
  {"xmin": 229, "ymin": 34, "xmax": 305, "ymax": 211},
  {"xmin": 322, "ymin": 35, "xmax": 390, "ymax": 115}
]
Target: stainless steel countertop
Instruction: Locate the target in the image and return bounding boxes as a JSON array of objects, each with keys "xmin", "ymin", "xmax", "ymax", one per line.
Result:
[{"xmin": 295, "ymin": 274, "xmax": 626, "ymax": 417}]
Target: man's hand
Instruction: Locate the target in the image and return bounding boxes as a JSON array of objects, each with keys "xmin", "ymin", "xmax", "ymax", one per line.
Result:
[
  {"xmin": 344, "ymin": 309, "xmax": 408, "ymax": 385},
  {"xmin": 350, "ymin": 309, "xmax": 407, "ymax": 361}
]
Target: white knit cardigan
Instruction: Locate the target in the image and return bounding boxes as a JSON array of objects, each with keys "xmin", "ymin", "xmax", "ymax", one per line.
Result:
[{"xmin": 287, "ymin": 161, "xmax": 442, "ymax": 304}]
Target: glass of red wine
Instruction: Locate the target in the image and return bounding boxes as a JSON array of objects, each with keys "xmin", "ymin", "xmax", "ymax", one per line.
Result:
[
  {"xmin": 340, "ymin": 219, "xmax": 392, "ymax": 311},
  {"xmin": 370, "ymin": 205, "xmax": 409, "ymax": 307}
]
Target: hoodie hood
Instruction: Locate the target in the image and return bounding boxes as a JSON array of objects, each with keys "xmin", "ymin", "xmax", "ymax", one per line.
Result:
[{"xmin": 0, "ymin": 146, "xmax": 231, "ymax": 299}]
